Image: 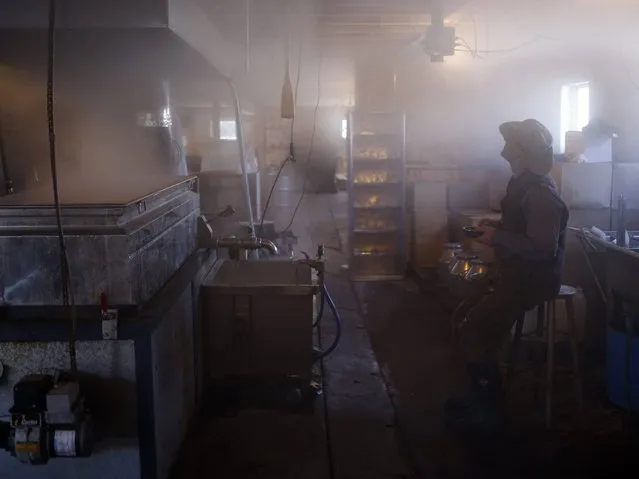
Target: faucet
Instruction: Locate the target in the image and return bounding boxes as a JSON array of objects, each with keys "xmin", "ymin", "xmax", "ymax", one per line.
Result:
[
  {"xmin": 196, "ymin": 215, "xmax": 279, "ymax": 256},
  {"xmin": 214, "ymin": 236, "xmax": 279, "ymax": 256}
]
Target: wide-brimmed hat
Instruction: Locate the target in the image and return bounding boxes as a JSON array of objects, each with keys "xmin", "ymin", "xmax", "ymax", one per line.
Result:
[{"xmin": 499, "ymin": 119, "xmax": 554, "ymax": 175}]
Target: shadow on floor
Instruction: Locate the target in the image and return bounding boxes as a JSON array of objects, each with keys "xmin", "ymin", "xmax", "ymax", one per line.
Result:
[{"xmin": 357, "ymin": 279, "xmax": 639, "ymax": 478}]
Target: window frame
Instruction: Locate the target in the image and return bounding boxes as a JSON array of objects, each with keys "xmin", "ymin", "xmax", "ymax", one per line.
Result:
[
  {"xmin": 560, "ymin": 81, "xmax": 590, "ymax": 152},
  {"xmin": 219, "ymin": 119, "xmax": 238, "ymax": 141}
]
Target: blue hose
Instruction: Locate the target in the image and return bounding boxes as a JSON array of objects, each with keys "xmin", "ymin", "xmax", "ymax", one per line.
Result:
[
  {"xmin": 313, "ymin": 283, "xmax": 342, "ymax": 362},
  {"xmin": 312, "ymin": 282, "xmax": 325, "ymax": 328}
]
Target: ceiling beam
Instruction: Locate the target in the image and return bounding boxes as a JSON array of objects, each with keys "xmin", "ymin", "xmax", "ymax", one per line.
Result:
[{"xmin": 320, "ymin": 0, "xmax": 471, "ymax": 16}]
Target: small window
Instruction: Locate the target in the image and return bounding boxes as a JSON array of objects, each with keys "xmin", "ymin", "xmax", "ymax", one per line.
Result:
[
  {"xmin": 219, "ymin": 120, "xmax": 237, "ymax": 141},
  {"xmin": 560, "ymin": 82, "xmax": 590, "ymax": 152},
  {"xmin": 341, "ymin": 118, "xmax": 348, "ymax": 140}
]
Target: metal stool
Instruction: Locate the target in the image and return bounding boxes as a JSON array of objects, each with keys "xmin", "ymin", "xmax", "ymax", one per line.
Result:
[{"xmin": 506, "ymin": 285, "xmax": 584, "ymax": 429}]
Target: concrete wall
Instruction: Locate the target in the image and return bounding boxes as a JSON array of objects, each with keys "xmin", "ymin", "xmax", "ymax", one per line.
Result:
[
  {"xmin": 151, "ymin": 289, "xmax": 196, "ymax": 479},
  {"xmin": 396, "ymin": 56, "xmax": 594, "ymax": 168},
  {"xmin": 593, "ymin": 58, "xmax": 639, "ymax": 164}
]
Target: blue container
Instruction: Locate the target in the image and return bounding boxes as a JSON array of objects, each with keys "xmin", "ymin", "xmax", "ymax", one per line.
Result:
[{"xmin": 606, "ymin": 325, "xmax": 639, "ymax": 412}]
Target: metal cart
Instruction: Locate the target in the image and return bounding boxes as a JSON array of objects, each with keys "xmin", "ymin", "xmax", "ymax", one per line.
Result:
[{"xmin": 347, "ymin": 110, "xmax": 407, "ymax": 281}]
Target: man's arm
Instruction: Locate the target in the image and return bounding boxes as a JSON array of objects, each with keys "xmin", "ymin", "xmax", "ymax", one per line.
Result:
[{"xmin": 491, "ymin": 187, "xmax": 563, "ymax": 261}]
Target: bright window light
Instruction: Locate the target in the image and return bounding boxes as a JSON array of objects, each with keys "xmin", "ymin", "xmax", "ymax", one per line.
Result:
[
  {"xmin": 560, "ymin": 82, "xmax": 590, "ymax": 152},
  {"xmin": 219, "ymin": 120, "xmax": 237, "ymax": 141},
  {"xmin": 341, "ymin": 118, "xmax": 348, "ymax": 140}
]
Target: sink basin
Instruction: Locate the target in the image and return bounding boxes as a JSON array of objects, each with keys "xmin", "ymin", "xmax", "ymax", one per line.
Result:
[
  {"xmin": 201, "ymin": 259, "xmax": 316, "ymax": 380},
  {"xmin": 203, "ymin": 259, "xmax": 316, "ymax": 295},
  {"xmin": 597, "ymin": 230, "xmax": 639, "ymax": 249}
]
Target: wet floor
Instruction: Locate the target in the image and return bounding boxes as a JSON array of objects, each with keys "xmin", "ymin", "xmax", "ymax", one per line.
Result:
[
  {"xmin": 358, "ymin": 279, "xmax": 639, "ymax": 478},
  {"xmin": 172, "ymin": 191, "xmax": 639, "ymax": 479}
]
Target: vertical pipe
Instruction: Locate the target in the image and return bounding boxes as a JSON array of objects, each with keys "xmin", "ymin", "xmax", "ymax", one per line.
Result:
[
  {"xmin": 228, "ymin": 80, "xmax": 258, "ymax": 259},
  {"xmin": 245, "ymin": 0, "xmax": 251, "ymax": 74}
]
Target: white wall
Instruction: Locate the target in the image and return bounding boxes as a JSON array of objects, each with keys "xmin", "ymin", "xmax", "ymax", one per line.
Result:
[{"xmin": 394, "ymin": 54, "xmax": 598, "ymax": 168}]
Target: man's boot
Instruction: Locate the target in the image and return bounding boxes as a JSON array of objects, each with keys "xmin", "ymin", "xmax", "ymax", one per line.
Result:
[{"xmin": 445, "ymin": 360, "xmax": 504, "ymax": 433}]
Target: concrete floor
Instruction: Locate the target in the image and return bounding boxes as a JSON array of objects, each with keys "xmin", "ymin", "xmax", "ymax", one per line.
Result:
[{"xmin": 172, "ymin": 191, "xmax": 639, "ymax": 479}]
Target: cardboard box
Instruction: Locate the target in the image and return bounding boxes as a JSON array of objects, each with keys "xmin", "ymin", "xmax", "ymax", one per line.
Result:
[{"xmin": 554, "ymin": 162, "xmax": 612, "ymax": 209}]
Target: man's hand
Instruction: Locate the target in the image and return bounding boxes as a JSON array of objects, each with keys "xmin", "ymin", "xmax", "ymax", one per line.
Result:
[{"xmin": 476, "ymin": 225, "xmax": 496, "ymax": 246}]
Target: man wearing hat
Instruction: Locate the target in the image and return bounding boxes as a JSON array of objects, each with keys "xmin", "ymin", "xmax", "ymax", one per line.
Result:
[{"xmin": 446, "ymin": 119, "xmax": 570, "ymax": 432}]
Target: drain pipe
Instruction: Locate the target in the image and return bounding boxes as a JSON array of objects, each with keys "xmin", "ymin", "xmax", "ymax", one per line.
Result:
[
  {"xmin": 227, "ymin": 79, "xmax": 259, "ymax": 258},
  {"xmin": 245, "ymin": 0, "xmax": 251, "ymax": 74}
]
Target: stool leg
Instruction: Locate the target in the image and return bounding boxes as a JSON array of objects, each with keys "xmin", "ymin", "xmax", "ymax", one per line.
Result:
[
  {"xmin": 505, "ymin": 314, "xmax": 525, "ymax": 395},
  {"xmin": 546, "ymin": 299, "xmax": 556, "ymax": 430},
  {"xmin": 565, "ymin": 296, "xmax": 584, "ymax": 413},
  {"xmin": 536, "ymin": 302, "xmax": 545, "ymax": 335},
  {"xmin": 533, "ymin": 303, "xmax": 545, "ymax": 403}
]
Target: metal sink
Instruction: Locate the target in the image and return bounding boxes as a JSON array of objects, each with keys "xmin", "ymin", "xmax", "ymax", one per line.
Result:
[
  {"xmin": 600, "ymin": 230, "xmax": 639, "ymax": 250},
  {"xmin": 203, "ymin": 259, "xmax": 316, "ymax": 296}
]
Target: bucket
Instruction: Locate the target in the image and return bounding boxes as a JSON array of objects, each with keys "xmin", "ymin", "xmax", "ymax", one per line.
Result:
[{"xmin": 606, "ymin": 325, "xmax": 639, "ymax": 412}]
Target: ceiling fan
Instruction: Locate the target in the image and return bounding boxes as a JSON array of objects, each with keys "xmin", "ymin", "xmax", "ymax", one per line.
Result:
[{"xmin": 400, "ymin": 8, "xmax": 458, "ymax": 63}]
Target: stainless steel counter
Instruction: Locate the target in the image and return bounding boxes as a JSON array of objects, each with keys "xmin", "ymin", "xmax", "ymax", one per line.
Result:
[
  {"xmin": 0, "ymin": 176, "xmax": 199, "ymax": 306},
  {"xmin": 581, "ymin": 230, "xmax": 639, "ymax": 302}
]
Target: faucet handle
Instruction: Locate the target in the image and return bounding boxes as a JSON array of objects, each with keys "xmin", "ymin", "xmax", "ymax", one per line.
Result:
[{"xmin": 217, "ymin": 205, "xmax": 235, "ymax": 219}]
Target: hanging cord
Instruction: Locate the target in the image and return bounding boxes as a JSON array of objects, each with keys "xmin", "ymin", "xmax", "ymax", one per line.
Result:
[
  {"xmin": 282, "ymin": 49, "xmax": 323, "ymax": 234},
  {"xmin": 259, "ymin": 27, "xmax": 305, "ymax": 233},
  {"xmin": 317, "ymin": 312, "xmax": 337, "ymax": 479},
  {"xmin": 0, "ymin": 117, "xmax": 13, "ymax": 194},
  {"xmin": 47, "ymin": 0, "xmax": 78, "ymax": 378},
  {"xmin": 259, "ymin": 156, "xmax": 289, "ymax": 233},
  {"xmin": 313, "ymin": 283, "xmax": 342, "ymax": 362},
  {"xmin": 314, "ymin": 279, "xmax": 337, "ymax": 479}
]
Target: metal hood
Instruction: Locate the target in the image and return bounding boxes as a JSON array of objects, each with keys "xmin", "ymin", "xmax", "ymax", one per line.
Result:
[
  {"xmin": 0, "ymin": 0, "xmax": 242, "ymax": 83},
  {"xmin": 0, "ymin": 0, "xmax": 252, "ymax": 192}
]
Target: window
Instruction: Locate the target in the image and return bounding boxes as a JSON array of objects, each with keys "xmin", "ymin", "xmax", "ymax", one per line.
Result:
[
  {"xmin": 219, "ymin": 120, "xmax": 237, "ymax": 141},
  {"xmin": 560, "ymin": 82, "xmax": 590, "ymax": 152},
  {"xmin": 341, "ymin": 118, "xmax": 348, "ymax": 140}
]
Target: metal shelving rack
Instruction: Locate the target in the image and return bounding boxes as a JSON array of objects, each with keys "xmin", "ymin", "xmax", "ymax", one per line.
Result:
[{"xmin": 347, "ymin": 110, "xmax": 407, "ymax": 281}]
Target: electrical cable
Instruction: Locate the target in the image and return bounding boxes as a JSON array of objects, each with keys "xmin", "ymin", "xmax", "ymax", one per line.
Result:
[
  {"xmin": 455, "ymin": 37, "xmax": 483, "ymax": 59},
  {"xmin": 0, "ymin": 117, "xmax": 13, "ymax": 194},
  {"xmin": 259, "ymin": 156, "xmax": 289, "ymax": 233},
  {"xmin": 282, "ymin": 50, "xmax": 323, "ymax": 234},
  {"xmin": 312, "ymin": 280, "xmax": 325, "ymax": 328},
  {"xmin": 258, "ymin": 21, "xmax": 305, "ymax": 231},
  {"xmin": 315, "ymin": 282, "xmax": 337, "ymax": 479},
  {"xmin": 317, "ymin": 313, "xmax": 337, "ymax": 479},
  {"xmin": 455, "ymin": 35, "xmax": 546, "ymax": 56},
  {"xmin": 313, "ymin": 283, "xmax": 342, "ymax": 362},
  {"xmin": 47, "ymin": 0, "xmax": 78, "ymax": 378},
  {"xmin": 290, "ymin": 27, "xmax": 304, "ymax": 146}
]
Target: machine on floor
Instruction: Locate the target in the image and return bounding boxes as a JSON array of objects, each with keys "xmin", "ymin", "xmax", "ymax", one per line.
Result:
[
  {"xmin": 197, "ymin": 238, "xmax": 342, "ymax": 414},
  {"xmin": 1, "ymin": 373, "xmax": 93, "ymax": 465}
]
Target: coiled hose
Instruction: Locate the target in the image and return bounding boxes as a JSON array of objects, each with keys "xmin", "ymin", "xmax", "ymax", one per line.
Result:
[{"xmin": 313, "ymin": 281, "xmax": 342, "ymax": 362}]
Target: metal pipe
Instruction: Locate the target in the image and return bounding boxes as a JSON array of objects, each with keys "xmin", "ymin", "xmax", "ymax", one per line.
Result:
[
  {"xmin": 196, "ymin": 215, "xmax": 278, "ymax": 255},
  {"xmin": 226, "ymin": 79, "xmax": 258, "ymax": 261},
  {"xmin": 245, "ymin": 0, "xmax": 250, "ymax": 74},
  {"xmin": 321, "ymin": 22, "xmax": 430, "ymax": 27},
  {"xmin": 214, "ymin": 236, "xmax": 279, "ymax": 256}
]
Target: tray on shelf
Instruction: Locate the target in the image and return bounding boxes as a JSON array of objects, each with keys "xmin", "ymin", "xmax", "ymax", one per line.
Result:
[
  {"xmin": 350, "ymin": 253, "xmax": 403, "ymax": 280},
  {"xmin": 348, "ymin": 110, "xmax": 406, "ymax": 281},
  {"xmin": 353, "ymin": 169, "xmax": 400, "ymax": 185},
  {"xmin": 351, "ymin": 231, "xmax": 399, "ymax": 255},
  {"xmin": 353, "ymin": 208, "xmax": 400, "ymax": 232},
  {"xmin": 352, "ymin": 143, "xmax": 401, "ymax": 161},
  {"xmin": 353, "ymin": 187, "xmax": 402, "ymax": 208}
]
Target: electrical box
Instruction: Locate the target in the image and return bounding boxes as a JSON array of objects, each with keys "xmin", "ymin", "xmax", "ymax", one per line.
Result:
[{"xmin": 423, "ymin": 25, "xmax": 456, "ymax": 60}]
